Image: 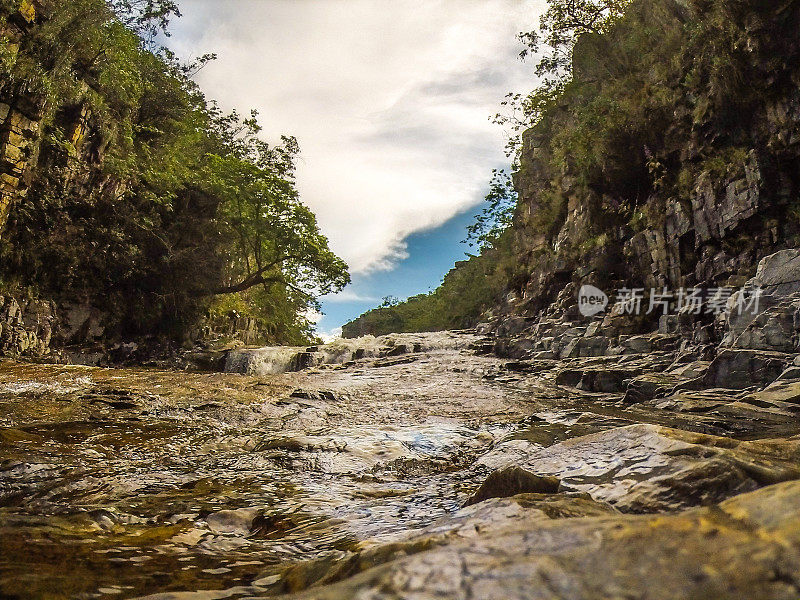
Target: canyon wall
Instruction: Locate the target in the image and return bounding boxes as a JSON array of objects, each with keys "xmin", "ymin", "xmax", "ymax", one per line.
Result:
[{"xmin": 492, "ymin": 0, "xmax": 800, "ymax": 345}]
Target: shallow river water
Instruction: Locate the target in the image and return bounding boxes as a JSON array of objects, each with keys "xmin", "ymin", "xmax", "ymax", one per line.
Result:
[{"xmin": 2, "ymin": 333, "xmax": 798, "ymax": 599}]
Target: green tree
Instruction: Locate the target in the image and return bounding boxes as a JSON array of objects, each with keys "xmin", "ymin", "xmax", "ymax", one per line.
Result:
[
  {"xmin": 109, "ymin": 0, "xmax": 180, "ymax": 47},
  {"xmin": 494, "ymin": 0, "xmax": 632, "ymax": 157},
  {"xmin": 203, "ymin": 112, "xmax": 350, "ymax": 303},
  {"xmin": 0, "ymin": 0, "xmax": 349, "ymax": 344},
  {"xmin": 465, "ymin": 169, "xmax": 517, "ymax": 251}
]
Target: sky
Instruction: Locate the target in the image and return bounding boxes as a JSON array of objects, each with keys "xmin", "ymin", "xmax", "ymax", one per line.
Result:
[{"xmin": 169, "ymin": 0, "xmax": 544, "ymax": 337}]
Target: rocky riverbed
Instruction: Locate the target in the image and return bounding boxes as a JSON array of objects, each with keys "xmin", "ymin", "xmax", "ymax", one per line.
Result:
[{"xmin": 4, "ymin": 253, "xmax": 800, "ymax": 599}]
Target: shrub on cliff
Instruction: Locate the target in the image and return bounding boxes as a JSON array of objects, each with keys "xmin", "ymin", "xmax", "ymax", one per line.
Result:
[{"xmin": 0, "ymin": 0, "xmax": 348, "ymax": 345}]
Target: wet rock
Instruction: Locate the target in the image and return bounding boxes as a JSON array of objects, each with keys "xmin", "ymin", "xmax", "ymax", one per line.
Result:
[
  {"xmin": 512, "ymin": 424, "xmax": 800, "ymax": 512},
  {"xmin": 744, "ymin": 379, "xmax": 800, "ymax": 409},
  {"xmin": 622, "ymin": 372, "xmax": 686, "ymax": 403},
  {"xmin": 205, "ymin": 507, "xmax": 263, "ymax": 535},
  {"xmin": 381, "ymin": 344, "xmax": 409, "ymax": 357},
  {"xmin": 372, "ymin": 356, "xmax": 417, "ymax": 367},
  {"xmin": 257, "ymin": 435, "xmax": 345, "ymax": 453},
  {"xmin": 182, "ymin": 349, "xmax": 228, "ymax": 371},
  {"xmin": 502, "ymin": 360, "xmax": 557, "ymax": 375},
  {"xmin": 225, "ymin": 346, "xmax": 313, "ymax": 375},
  {"xmin": 650, "ymin": 389, "xmax": 736, "ymax": 413},
  {"xmin": 580, "ymin": 368, "xmax": 641, "ymax": 393},
  {"xmin": 470, "ymin": 340, "xmax": 496, "ymax": 355},
  {"xmin": 278, "ymin": 493, "xmax": 618, "ymax": 594},
  {"xmin": 474, "ymin": 439, "xmax": 542, "ymax": 471},
  {"xmin": 463, "ymin": 467, "xmax": 560, "ymax": 506},
  {"xmin": 87, "ymin": 398, "xmax": 138, "ymax": 410},
  {"xmin": 280, "ymin": 481, "xmax": 800, "ymax": 600},
  {"xmin": 704, "ymin": 349, "xmax": 789, "ymax": 389},
  {"xmin": 290, "ymin": 389, "xmax": 341, "ymax": 402},
  {"xmin": 290, "ymin": 351, "xmax": 318, "ymax": 371}
]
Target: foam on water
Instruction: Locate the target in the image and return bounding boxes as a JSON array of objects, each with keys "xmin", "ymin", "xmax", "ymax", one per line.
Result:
[{"xmin": 224, "ymin": 331, "xmax": 479, "ymax": 375}]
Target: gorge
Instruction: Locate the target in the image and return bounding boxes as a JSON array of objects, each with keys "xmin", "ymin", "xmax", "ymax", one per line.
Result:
[{"xmin": 3, "ymin": 0, "xmax": 800, "ymax": 599}]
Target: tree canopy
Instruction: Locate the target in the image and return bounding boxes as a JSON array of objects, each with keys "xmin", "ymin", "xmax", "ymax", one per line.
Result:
[{"xmin": 0, "ymin": 0, "xmax": 349, "ymax": 344}]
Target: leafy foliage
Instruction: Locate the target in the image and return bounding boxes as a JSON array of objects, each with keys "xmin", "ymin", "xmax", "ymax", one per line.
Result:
[
  {"xmin": 464, "ymin": 169, "xmax": 517, "ymax": 252},
  {"xmin": 109, "ymin": 0, "xmax": 180, "ymax": 47},
  {"xmin": 494, "ymin": 0, "xmax": 632, "ymax": 158},
  {"xmin": 0, "ymin": 0, "xmax": 348, "ymax": 344}
]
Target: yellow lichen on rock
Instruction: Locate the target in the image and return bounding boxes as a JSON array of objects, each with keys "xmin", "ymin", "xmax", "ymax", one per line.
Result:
[
  {"xmin": 0, "ymin": 193, "xmax": 11, "ymax": 235},
  {"xmin": 18, "ymin": 0, "xmax": 35, "ymax": 23}
]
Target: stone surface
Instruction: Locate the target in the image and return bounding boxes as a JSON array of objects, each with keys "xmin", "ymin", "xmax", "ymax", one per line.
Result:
[
  {"xmin": 0, "ymin": 295, "xmax": 56, "ymax": 357},
  {"xmin": 277, "ymin": 482, "xmax": 800, "ymax": 600},
  {"xmin": 463, "ymin": 467, "xmax": 560, "ymax": 506},
  {"xmin": 704, "ymin": 349, "xmax": 789, "ymax": 389},
  {"xmin": 3, "ymin": 328, "xmax": 800, "ymax": 599},
  {"xmin": 510, "ymin": 423, "xmax": 800, "ymax": 512}
]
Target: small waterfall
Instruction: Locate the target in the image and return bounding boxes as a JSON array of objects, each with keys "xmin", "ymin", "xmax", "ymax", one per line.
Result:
[
  {"xmin": 223, "ymin": 331, "xmax": 479, "ymax": 375},
  {"xmin": 224, "ymin": 347, "xmax": 314, "ymax": 375}
]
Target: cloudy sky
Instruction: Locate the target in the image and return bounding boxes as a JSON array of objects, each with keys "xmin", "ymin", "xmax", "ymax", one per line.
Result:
[{"xmin": 169, "ymin": 0, "xmax": 544, "ymax": 336}]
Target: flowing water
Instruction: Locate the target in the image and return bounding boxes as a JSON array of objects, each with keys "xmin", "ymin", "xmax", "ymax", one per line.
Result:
[
  {"xmin": 0, "ymin": 336, "xmax": 529, "ymax": 599},
  {"xmin": 1, "ymin": 333, "xmax": 797, "ymax": 599}
]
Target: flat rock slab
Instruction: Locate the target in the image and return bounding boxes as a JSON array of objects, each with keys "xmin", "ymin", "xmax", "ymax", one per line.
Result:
[
  {"xmin": 509, "ymin": 423, "xmax": 800, "ymax": 512},
  {"xmin": 274, "ymin": 481, "xmax": 800, "ymax": 600}
]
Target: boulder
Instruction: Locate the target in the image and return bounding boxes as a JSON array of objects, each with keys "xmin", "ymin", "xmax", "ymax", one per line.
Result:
[
  {"xmin": 723, "ymin": 293, "xmax": 799, "ymax": 352},
  {"xmin": 704, "ymin": 349, "xmax": 789, "ymax": 389},
  {"xmin": 513, "ymin": 424, "xmax": 800, "ymax": 512},
  {"xmin": 743, "ymin": 379, "xmax": 800, "ymax": 410},
  {"xmin": 750, "ymin": 248, "xmax": 800, "ymax": 296},
  {"xmin": 721, "ymin": 250, "xmax": 800, "ymax": 352},
  {"xmin": 463, "ymin": 467, "xmax": 560, "ymax": 507},
  {"xmin": 275, "ymin": 481, "xmax": 800, "ymax": 600}
]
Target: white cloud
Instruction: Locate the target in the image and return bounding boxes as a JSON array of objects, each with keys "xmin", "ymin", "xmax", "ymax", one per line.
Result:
[
  {"xmin": 321, "ymin": 289, "xmax": 379, "ymax": 304},
  {"xmin": 303, "ymin": 308, "xmax": 323, "ymax": 325},
  {"xmin": 171, "ymin": 0, "xmax": 544, "ymax": 273}
]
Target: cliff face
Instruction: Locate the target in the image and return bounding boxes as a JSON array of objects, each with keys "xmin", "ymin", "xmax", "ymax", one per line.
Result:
[
  {"xmin": 501, "ymin": 0, "xmax": 800, "ymax": 334},
  {"xmin": 0, "ymin": 1, "xmax": 140, "ymax": 357},
  {"xmin": 0, "ymin": 1, "xmax": 343, "ymax": 358},
  {"xmin": 0, "ymin": 1, "xmax": 47, "ymax": 237}
]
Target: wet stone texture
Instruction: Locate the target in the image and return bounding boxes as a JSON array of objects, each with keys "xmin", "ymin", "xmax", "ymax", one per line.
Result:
[{"xmin": 1, "ymin": 327, "xmax": 800, "ymax": 599}]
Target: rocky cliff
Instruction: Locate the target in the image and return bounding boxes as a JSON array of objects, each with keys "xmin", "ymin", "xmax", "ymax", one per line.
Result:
[
  {"xmin": 0, "ymin": 1, "xmax": 47, "ymax": 236},
  {"xmin": 495, "ymin": 0, "xmax": 800, "ymax": 341}
]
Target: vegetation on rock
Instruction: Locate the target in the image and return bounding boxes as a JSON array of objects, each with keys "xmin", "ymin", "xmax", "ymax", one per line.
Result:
[
  {"xmin": 345, "ymin": 0, "xmax": 800, "ymax": 337},
  {"xmin": 0, "ymin": 0, "xmax": 348, "ymax": 345}
]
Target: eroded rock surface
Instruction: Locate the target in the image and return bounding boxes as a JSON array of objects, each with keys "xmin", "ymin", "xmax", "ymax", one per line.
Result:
[
  {"xmin": 2, "ymin": 312, "xmax": 800, "ymax": 600},
  {"xmin": 6, "ymin": 248, "xmax": 800, "ymax": 599}
]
